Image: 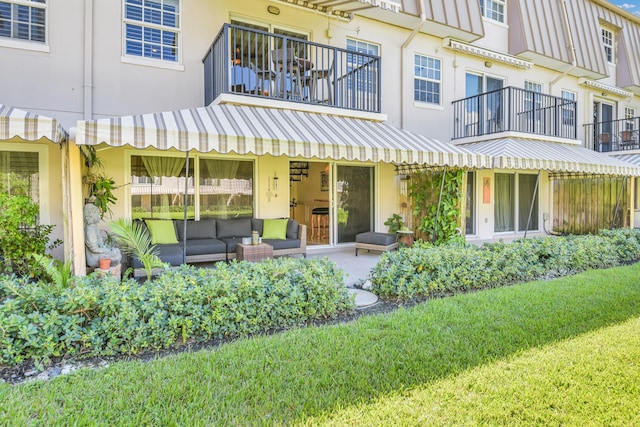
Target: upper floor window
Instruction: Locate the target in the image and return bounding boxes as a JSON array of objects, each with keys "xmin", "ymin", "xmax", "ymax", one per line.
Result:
[
  {"xmin": 346, "ymin": 39, "xmax": 379, "ymax": 94},
  {"xmin": 561, "ymin": 90, "xmax": 576, "ymax": 126},
  {"xmin": 602, "ymin": 28, "xmax": 614, "ymax": 64},
  {"xmin": 0, "ymin": 0, "xmax": 46, "ymax": 43},
  {"xmin": 414, "ymin": 54, "xmax": 441, "ymax": 105},
  {"xmin": 625, "ymin": 106, "xmax": 636, "ymax": 131},
  {"xmin": 123, "ymin": 0, "xmax": 180, "ymax": 62},
  {"xmin": 480, "ymin": 0, "xmax": 505, "ymax": 23}
]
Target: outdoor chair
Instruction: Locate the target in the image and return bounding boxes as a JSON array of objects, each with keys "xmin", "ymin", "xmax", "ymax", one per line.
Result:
[{"xmin": 620, "ymin": 130, "xmax": 638, "ymax": 150}]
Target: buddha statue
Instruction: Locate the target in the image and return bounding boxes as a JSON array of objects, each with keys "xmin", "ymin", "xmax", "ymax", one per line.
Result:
[{"xmin": 84, "ymin": 203, "xmax": 121, "ymax": 268}]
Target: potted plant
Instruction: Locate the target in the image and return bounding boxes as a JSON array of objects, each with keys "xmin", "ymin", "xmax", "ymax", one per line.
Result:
[
  {"xmin": 384, "ymin": 213, "xmax": 414, "ymax": 248},
  {"xmin": 84, "ymin": 173, "xmax": 118, "ymax": 219},
  {"xmin": 99, "ymin": 256, "xmax": 112, "ymax": 270}
]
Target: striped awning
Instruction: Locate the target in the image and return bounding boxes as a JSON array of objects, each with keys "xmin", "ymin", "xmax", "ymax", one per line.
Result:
[
  {"xmin": 74, "ymin": 104, "xmax": 491, "ymax": 169},
  {"xmin": 0, "ymin": 104, "xmax": 68, "ymax": 143},
  {"xmin": 462, "ymin": 138, "xmax": 640, "ymax": 176},
  {"xmin": 613, "ymin": 154, "xmax": 640, "ymax": 167}
]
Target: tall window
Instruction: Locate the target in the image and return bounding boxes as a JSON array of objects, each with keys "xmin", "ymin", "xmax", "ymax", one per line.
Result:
[
  {"xmin": 625, "ymin": 106, "xmax": 636, "ymax": 131},
  {"xmin": 561, "ymin": 90, "xmax": 576, "ymax": 126},
  {"xmin": 130, "ymin": 155, "xmax": 254, "ymax": 220},
  {"xmin": 602, "ymin": 28, "xmax": 614, "ymax": 64},
  {"xmin": 414, "ymin": 54, "xmax": 441, "ymax": 105},
  {"xmin": 346, "ymin": 39, "xmax": 379, "ymax": 94},
  {"xmin": 123, "ymin": 0, "xmax": 180, "ymax": 62},
  {"xmin": 480, "ymin": 0, "xmax": 506, "ymax": 23},
  {"xmin": 0, "ymin": 0, "xmax": 46, "ymax": 43},
  {"xmin": 494, "ymin": 173, "xmax": 538, "ymax": 233},
  {"xmin": 465, "ymin": 72, "xmax": 504, "ymax": 135},
  {"xmin": 0, "ymin": 151, "xmax": 39, "ymax": 200},
  {"xmin": 465, "ymin": 172, "xmax": 476, "ymax": 235}
]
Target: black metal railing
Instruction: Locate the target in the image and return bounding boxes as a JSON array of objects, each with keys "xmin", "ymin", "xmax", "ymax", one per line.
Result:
[
  {"xmin": 584, "ymin": 117, "xmax": 640, "ymax": 152},
  {"xmin": 452, "ymin": 86, "xmax": 577, "ymax": 140},
  {"xmin": 203, "ymin": 24, "xmax": 381, "ymax": 113}
]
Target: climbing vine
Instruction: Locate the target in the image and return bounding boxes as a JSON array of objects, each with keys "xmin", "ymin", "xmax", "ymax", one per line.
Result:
[{"xmin": 408, "ymin": 169, "xmax": 465, "ymax": 245}]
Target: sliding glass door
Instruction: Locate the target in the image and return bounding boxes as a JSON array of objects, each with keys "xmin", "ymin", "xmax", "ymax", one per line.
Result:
[{"xmin": 336, "ymin": 165, "xmax": 374, "ymax": 243}]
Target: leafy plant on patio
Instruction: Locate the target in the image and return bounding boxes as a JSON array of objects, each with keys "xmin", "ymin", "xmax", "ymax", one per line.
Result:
[
  {"xmin": 0, "ymin": 193, "xmax": 62, "ymax": 278},
  {"xmin": 109, "ymin": 218, "xmax": 166, "ymax": 280}
]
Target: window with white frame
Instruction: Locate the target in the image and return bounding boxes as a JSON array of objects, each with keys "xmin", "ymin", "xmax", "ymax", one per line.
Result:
[
  {"xmin": 524, "ymin": 81, "xmax": 542, "ymax": 122},
  {"xmin": 602, "ymin": 27, "xmax": 614, "ymax": 64},
  {"xmin": 625, "ymin": 106, "xmax": 635, "ymax": 131},
  {"xmin": 480, "ymin": 0, "xmax": 506, "ymax": 23},
  {"xmin": 0, "ymin": 0, "xmax": 46, "ymax": 43},
  {"xmin": 494, "ymin": 173, "xmax": 538, "ymax": 233},
  {"xmin": 414, "ymin": 54, "xmax": 441, "ymax": 105},
  {"xmin": 561, "ymin": 90, "xmax": 576, "ymax": 126},
  {"xmin": 123, "ymin": 0, "xmax": 180, "ymax": 62},
  {"xmin": 346, "ymin": 39, "xmax": 379, "ymax": 94}
]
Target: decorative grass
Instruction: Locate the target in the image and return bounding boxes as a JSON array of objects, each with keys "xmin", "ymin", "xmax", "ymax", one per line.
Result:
[{"xmin": 1, "ymin": 263, "xmax": 639, "ymax": 426}]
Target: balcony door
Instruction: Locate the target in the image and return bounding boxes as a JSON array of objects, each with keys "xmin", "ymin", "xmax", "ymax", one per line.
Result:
[
  {"xmin": 465, "ymin": 73, "xmax": 505, "ymax": 136},
  {"xmin": 593, "ymin": 101, "xmax": 615, "ymax": 151}
]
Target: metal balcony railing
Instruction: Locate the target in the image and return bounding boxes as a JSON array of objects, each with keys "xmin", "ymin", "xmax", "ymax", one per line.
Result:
[
  {"xmin": 452, "ymin": 86, "xmax": 577, "ymax": 140},
  {"xmin": 203, "ymin": 24, "xmax": 381, "ymax": 113},
  {"xmin": 584, "ymin": 117, "xmax": 640, "ymax": 152}
]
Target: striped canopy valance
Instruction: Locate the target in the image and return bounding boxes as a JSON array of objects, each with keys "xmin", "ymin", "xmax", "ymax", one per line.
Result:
[
  {"xmin": 75, "ymin": 104, "xmax": 491, "ymax": 169},
  {"xmin": 0, "ymin": 104, "xmax": 67, "ymax": 143},
  {"xmin": 463, "ymin": 138, "xmax": 640, "ymax": 176}
]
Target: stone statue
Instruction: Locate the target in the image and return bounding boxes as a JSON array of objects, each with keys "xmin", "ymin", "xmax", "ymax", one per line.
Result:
[{"xmin": 84, "ymin": 203, "xmax": 121, "ymax": 268}]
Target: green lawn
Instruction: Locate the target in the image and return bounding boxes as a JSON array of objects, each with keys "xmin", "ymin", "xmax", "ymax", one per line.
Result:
[{"xmin": 1, "ymin": 263, "xmax": 639, "ymax": 426}]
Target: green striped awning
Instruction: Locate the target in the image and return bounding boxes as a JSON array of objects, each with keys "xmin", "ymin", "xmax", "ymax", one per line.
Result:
[
  {"xmin": 74, "ymin": 104, "xmax": 491, "ymax": 169},
  {"xmin": 462, "ymin": 138, "xmax": 640, "ymax": 176},
  {"xmin": 0, "ymin": 103, "xmax": 67, "ymax": 143}
]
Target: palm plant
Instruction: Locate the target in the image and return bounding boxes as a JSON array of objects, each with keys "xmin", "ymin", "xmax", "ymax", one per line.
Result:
[
  {"xmin": 109, "ymin": 219, "xmax": 167, "ymax": 280},
  {"xmin": 31, "ymin": 253, "xmax": 74, "ymax": 290}
]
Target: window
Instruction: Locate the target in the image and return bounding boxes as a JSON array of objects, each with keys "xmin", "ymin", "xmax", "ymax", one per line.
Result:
[
  {"xmin": 0, "ymin": 151, "xmax": 39, "ymax": 200},
  {"xmin": 625, "ymin": 106, "xmax": 635, "ymax": 131},
  {"xmin": 465, "ymin": 73, "xmax": 505, "ymax": 135},
  {"xmin": 480, "ymin": 0, "xmax": 506, "ymax": 23},
  {"xmin": 346, "ymin": 39, "xmax": 379, "ymax": 94},
  {"xmin": 123, "ymin": 0, "xmax": 180, "ymax": 62},
  {"xmin": 465, "ymin": 172, "xmax": 476, "ymax": 235},
  {"xmin": 494, "ymin": 173, "xmax": 538, "ymax": 233},
  {"xmin": 130, "ymin": 155, "xmax": 254, "ymax": 220},
  {"xmin": 0, "ymin": 0, "xmax": 46, "ymax": 43},
  {"xmin": 561, "ymin": 90, "xmax": 576, "ymax": 126},
  {"xmin": 602, "ymin": 28, "xmax": 614, "ymax": 64},
  {"xmin": 414, "ymin": 54, "xmax": 441, "ymax": 105}
]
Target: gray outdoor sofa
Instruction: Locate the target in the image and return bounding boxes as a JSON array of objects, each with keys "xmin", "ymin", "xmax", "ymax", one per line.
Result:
[{"xmin": 131, "ymin": 218, "xmax": 306, "ymax": 276}]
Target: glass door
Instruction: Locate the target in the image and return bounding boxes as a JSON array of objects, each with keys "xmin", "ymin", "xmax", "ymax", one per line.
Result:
[{"xmin": 336, "ymin": 165, "xmax": 374, "ymax": 243}]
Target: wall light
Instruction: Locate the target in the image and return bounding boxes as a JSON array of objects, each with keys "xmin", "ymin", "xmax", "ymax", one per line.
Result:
[
  {"xmin": 267, "ymin": 5, "xmax": 280, "ymax": 15},
  {"xmin": 484, "ymin": 61, "xmax": 493, "ymax": 68}
]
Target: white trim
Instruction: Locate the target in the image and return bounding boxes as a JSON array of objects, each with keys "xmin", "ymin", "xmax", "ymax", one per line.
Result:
[
  {"xmin": 579, "ymin": 78, "xmax": 633, "ymax": 98},
  {"xmin": 444, "ymin": 38, "xmax": 532, "ymax": 69},
  {"xmin": 0, "ymin": 37, "xmax": 49, "ymax": 53},
  {"xmin": 120, "ymin": 55, "xmax": 185, "ymax": 71}
]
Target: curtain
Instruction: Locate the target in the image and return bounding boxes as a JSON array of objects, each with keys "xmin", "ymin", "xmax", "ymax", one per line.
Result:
[
  {"xmin": 494, "ymin": 173, "xmax": 514, "ymax": 232},
  {"xmin": 202, "ymin": 159, "xmax": 240, "ymax": 180},
  {"xmin": 141, "ymin": 156, "xmax": 185, "ymax": 178}
]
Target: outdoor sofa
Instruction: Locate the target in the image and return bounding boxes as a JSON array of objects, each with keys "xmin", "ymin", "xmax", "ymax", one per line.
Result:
[{"xmin": 130, "ymin": 218, "xmax": 306, "ymax": 276}]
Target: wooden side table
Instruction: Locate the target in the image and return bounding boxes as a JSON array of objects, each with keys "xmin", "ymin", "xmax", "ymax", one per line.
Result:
[{"xmin": 236, "ymin": 243, "xmax": 274, "ymax": 262}]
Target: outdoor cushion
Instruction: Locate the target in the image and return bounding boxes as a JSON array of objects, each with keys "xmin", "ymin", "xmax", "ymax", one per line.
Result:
[
  {"xmin": 175, "ymin": 219, "xmax": 216, "ymax": 240},
  {"xmin": 262, "ymin": 218, "xmax": 288, "ymax": 239},
  {"xmin": 219, "ymin": 237, "xmax": 245, "ymax": 253},
  {"xmin": 262, "ymin": 238, "xmax": 301, "ymax": 250},
  {"xmin": 216, "ymin": 218, "xmax": 252, "ymax": 239},
  {"xmin": 145, "ymin": 220, "xmax": 178, "ymax": 245},
  {"xmin": 286, "ymin": 219, "xmax": 299, "ymax": 239},
  {"xmin": 183, "ymin": 239, "xmax": 226, "ymax": 256},
  {"xmin": 355, "ymin": 232, "xmax": 396, "ymax": 246}
]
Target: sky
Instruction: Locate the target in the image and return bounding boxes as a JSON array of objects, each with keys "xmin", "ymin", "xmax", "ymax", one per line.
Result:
[{"xmin": 610, "ymin": 1, "xmax": 640, "ymax": 17}]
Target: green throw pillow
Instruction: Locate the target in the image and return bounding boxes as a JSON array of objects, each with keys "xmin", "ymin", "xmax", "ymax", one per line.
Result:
[
  {"xmin": 262, "ymin": 219, "xmax": 288, "ymax": 240},
  {"xmin": 145, "ymin": 220, "xmax": 178, "ymax": 244}
]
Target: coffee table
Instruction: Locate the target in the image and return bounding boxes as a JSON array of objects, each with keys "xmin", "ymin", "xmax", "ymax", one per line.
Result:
[{"xmin": 236, "ymin": 243, "xmax": 274, "ymax": 262}]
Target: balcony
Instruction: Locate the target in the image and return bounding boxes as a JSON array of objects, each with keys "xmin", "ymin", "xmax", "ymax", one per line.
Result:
[
  {"xmin": 452, "ymin": 87, "xmax": 577, "ymax": 140},
  {"xmin": 584, "ymin": 117, "xmax": 640, "ymax": 153},
  {"xmin": 203, "ymin": 24, "xmax": 381, "ymax": 113}
]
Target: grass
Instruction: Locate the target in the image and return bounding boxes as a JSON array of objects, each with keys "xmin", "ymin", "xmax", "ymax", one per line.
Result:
[{"xmin": 1, "ymin": 263, "xmax": 639, "ymax": 426}]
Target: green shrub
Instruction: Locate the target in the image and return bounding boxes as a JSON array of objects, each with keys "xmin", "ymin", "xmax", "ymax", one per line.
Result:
[
  {"xmin": 370, "ymin": 229, "xmax": 640, "ymax": 300},
  {"xmin": 0, "ymin": 257, "xmax": 354, "ymax": 366}
]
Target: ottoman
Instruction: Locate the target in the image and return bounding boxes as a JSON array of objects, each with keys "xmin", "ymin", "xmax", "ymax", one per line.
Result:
[{"xmin": 355, "ymin": 232, "xmax": 399, "ymax": 256}]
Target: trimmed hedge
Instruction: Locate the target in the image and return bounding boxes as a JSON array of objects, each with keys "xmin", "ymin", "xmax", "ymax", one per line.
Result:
[
  {"xmin": 0, "ymin": 258, "xmax": 354, "ymax": 366},
  {"xmin": 370, "ymin": 228, "xmax": 640, "ymax": 300}
]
